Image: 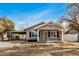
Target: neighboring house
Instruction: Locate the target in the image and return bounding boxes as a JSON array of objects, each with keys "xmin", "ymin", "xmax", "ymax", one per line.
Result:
[{"xmin": 26, "ymin": 22, "xmax": 64, "ymax": 42}]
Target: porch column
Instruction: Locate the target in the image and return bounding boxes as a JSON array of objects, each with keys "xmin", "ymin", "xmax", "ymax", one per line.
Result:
[
  {"xmin": 10, "ymin": 32, "xmax": 11, "ymax": 41},
  {"xmin": 37, "ymin": 29, "xmax": 39, "ymax": 42},
  {"xmin": 26, "ymin": 30, "xmax": 28, "ymax": 42},
  {"xmin": 61, "ymin": 30, "xmax": 64, "ymax": 42}
]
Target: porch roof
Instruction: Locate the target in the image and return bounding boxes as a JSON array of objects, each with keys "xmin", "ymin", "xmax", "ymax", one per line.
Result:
[{"xmin": 10, "ymin": 31, "xmax": 26, "ymax": 34}]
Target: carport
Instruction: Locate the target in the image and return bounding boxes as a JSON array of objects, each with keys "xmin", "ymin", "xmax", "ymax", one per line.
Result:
[{"xmin": 8, "ymin": 31, "xmax": 26, "ymax": 41}]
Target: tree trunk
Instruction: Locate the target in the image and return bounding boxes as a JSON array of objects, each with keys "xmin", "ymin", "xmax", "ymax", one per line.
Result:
[
  {"xmin": 0, "ymin": 33, "xmax": 3, "ymax": 41},
  {"xmin": 78, "ymin": 33, "xmax": 79, "ymax": 42}
]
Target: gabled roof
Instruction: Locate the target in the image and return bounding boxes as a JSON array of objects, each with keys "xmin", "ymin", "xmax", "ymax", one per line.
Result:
[
  {"xmin": 34, "ymin": 22, "xmax": 64, "ymax": 30},
  {"xmin": 26, "ymin": 21, "xmax": 64, "ymax": 30},
  {"xmin": 27, "ymin": 22, "xmax": 45, "ymax": 30}
]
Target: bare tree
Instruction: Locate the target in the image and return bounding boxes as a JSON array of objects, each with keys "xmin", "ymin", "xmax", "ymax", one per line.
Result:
[
  {"xmin": 57, "ymin": 16, "xmax": 70, "ymax": 33},
  {"xmin": 65, "ymin": 3, "xmax": 79, "ymax": 41}
]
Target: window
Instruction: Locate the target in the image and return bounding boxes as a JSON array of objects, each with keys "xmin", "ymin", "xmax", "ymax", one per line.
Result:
[
  {"xmin": 29, "ymin": 31, "xmax": 37, "ymax": 38},
  {"xmin": 50, "ymin": 31, "xmax": 57, "ymax": 38}
]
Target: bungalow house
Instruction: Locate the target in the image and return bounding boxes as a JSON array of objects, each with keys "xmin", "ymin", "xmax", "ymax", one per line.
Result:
[
  {"xmin": 1, "ymin": 22, "xmax": 64, "ymax": 42},
  {"xmin": 26, "ymin": 22, "xmax": 64, "ymax": 42}
]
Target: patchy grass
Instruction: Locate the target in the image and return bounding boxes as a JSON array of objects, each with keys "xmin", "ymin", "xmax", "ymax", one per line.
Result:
[{"xmin": 0, "ymin": 42, "xmax": 79, "ymax": 56}]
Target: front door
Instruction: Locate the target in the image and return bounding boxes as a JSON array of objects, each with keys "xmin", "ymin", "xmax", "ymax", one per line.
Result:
[{"xmin": 43, "ymin": 31, "xmax": 48, "ymax": 41}]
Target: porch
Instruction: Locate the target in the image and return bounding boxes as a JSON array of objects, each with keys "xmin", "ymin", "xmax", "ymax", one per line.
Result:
[{"xmin": 37, "ymin": 29, "xmax": 64, "ymax": 42}]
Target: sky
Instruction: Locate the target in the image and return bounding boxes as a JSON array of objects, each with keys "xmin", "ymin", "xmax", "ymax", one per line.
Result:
[{"xmin": 0, "ymin": 3, "xmax": 67, "ymax": 30}]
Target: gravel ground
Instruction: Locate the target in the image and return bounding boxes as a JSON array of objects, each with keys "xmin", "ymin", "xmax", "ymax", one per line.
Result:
[{"xmin": 0, "ymin": 41, "xmax": 79, "ymax": 56}]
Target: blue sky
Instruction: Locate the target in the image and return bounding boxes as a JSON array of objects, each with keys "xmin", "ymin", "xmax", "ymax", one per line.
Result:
[{"xmin": 0, "ymin": 3, "xmax": 67, "ymax": 30}]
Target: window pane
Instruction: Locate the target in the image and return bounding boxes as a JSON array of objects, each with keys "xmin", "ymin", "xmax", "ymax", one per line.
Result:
[
  {"xmin": 31, "ymin": 31, "xmax": 37, "ymax": 38},
  {"xmin": 50, "ymin": 31, "xmax": 57, "ymax": 38}
]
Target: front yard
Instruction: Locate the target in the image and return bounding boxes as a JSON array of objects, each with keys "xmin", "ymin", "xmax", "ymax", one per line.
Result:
[{"xmin": 0, "ymin": 41, "xmax": 79, "ymax": 56}]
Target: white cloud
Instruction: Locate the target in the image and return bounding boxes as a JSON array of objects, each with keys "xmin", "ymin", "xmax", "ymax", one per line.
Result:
[{"xmin": 7, "ymin": 6, "xmax": 65, "ymax": 30}]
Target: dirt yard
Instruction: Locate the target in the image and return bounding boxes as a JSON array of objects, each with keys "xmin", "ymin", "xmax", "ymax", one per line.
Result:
[{"xmin": 0, "ymin": 41, "xmax": 79, "ymax": 56}]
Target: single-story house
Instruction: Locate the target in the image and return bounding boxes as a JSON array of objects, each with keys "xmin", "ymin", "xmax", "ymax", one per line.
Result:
[
  {"xmin": 26, "ymin": 22, "xmax": 64, "ymax": 42},
  {"xmin": 2, "ymin": 22, "xmax": 64, "ymax": 42}
]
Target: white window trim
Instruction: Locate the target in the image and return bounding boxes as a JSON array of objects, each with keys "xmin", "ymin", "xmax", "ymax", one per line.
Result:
[
  {"xmin": 50, "ymin": 31, "xmax": 57, "ymax": 38},
  {"xmin": 30, "ymin": 31, "xmax": 37, "ymax": 38}
]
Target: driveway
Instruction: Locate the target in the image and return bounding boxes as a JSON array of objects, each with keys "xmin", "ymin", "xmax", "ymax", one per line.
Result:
[
  {"xmin": 0, "ymin": 41, "xmax": 79, "ymax": 48},
  {"xmin": 0, "ymin": 41, "xmax": 22, "ymax": 48}
]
